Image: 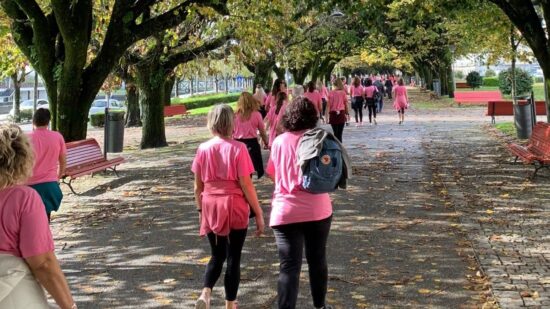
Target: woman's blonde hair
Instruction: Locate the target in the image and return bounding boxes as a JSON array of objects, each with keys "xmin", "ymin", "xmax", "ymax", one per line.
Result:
[
  {"xmin": 0, "ymin": 124, "xmax": 34, "ymax": 189},
  {"xmin": 207, "ymin": 104, "xmax": 235, "ymax": 138},
  {"xmin": 333, "ymin": 78, "xmax": 344, "ymax": 91},
  {"xmin": 236, "ymin": 92, "xmax": 259, "ymax": 120}
]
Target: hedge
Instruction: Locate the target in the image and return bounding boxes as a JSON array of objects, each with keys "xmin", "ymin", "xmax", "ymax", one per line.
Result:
[
  {"xmin": 171, "ymin": 93, "xmax": 241, "ymax": 110},
  {"xmin": 483, "ymin": 77, "xmax": 499, "ymax": 87},
  {"xmin": 498, "ymin": 68, "xmax": 533, "ymax": 96},
  {"xmin": 89, "ymin": 111, "xmax": 125, "ymax": 127}
]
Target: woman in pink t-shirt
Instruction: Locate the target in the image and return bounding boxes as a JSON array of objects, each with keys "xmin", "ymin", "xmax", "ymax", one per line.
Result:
[
  {"xmin": 316, "ymin": 81, "xmax": 329, "ymax": 122},
  {"xmin": 393, "ymin": 78, "xmax": 410, "ymax": 125},
  {"xmin": 266, "ymin": 97, "xmax": 333, "ymax": 309},
  {"xmin": 349, "ymin": 76, "xmax": 365, "ymax": 126},
  {"xmin": 192, "ymin": 105, "xmax": 264, "ymax": 309},
  {"xmin": 364, "ymin": 78, "xmax": 379, "ymax": 125},
  {"xmin": 253, "ymin": 85, "xmax": 268, "ymax": 118},
  {"xmin": 303, "ymin": 81, "xmax": 323, "ymax": 118},
  {"xmin": 266, "ymin": 78, "xmax": 287, "ymax": 113},
  {"xmin": 0, "ymin": 124, "xmax": 75, "ymax": 309},
  {"xmin": 265, "ymin": 92, "xmax": 288, "ymax": 148},
  {"xmin": 233, "ymin": 92, "xmax": 269, "ymax": 178},
  {"xmin": 325, "ymin": 78, "xmax": 349, "ymax": 142}
]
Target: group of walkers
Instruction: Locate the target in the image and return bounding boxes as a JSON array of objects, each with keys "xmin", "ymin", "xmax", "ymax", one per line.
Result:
[{"xmin": 0, "ymin": 73, "xmax": 408, "ymax": 309}]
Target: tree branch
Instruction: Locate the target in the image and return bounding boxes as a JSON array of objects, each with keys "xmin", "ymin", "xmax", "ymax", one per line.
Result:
[{"xmin": 164, "ymin": 34, "xmax": 230, "ymax": 69}]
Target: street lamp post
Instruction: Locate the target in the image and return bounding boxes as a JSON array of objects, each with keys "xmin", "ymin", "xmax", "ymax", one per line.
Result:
[{"xmin": 449, "ymin": 44, "xmax": 456, "ymax": 99}]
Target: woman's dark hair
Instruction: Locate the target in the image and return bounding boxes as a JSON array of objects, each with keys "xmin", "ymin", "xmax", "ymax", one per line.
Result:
[
  {"xmin": 282, "ymin": 97, "xmax": 318, "ymax": 132},
  {"xmin": 33, "ymin": 108, "xmax": 51, "ymax": 127},
  {"xmin": 353, "ymin": 76, "xmax": 361, "ymax": 87},
  {"xmin": 275, "ymin": 92, "xmax": 287, "ymax": 115},
  {"xmin": 271, "ymin": 78, "xmax": 286, "ymax": 96},
  {"xmin": 306, "ymin": 81, "xmax": 316, "ymax": 93},
  {"xmin": 365, "ymin": 78, "xmax": 373, "ymax": 87}
]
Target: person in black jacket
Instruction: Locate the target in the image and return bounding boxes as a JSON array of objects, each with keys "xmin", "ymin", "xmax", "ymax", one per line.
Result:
[{"xmin": 385, "ymin": 78, "xmax": 393, "ymax": 99}]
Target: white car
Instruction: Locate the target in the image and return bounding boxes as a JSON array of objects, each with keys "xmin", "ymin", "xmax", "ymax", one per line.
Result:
[
  {"xmin": 88, "ymin": 99, "xmax": 126, "ymax": 116},
  {"xmin": 9, "ymin": 99, "xmax": 49, "ymax": 116}
]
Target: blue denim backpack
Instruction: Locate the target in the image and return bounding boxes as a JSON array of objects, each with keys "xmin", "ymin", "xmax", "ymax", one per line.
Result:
[{"xmin": 301, "ymin": 137, "xmax": 343, "ymax": 194}]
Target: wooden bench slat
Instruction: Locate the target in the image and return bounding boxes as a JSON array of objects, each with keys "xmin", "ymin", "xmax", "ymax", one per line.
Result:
[
  {"xmin": 164, "ymin": 105, "xmax": 190, "ymax": 117},
  {"xmin": 507, "ymin": 122, "xmax": 550, "ymax": 177}
]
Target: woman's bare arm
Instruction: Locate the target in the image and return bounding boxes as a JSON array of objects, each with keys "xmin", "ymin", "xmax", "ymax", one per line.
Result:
[{"xmin": 238, "ymin": 175, "xmax": 265, "ymax": 236}]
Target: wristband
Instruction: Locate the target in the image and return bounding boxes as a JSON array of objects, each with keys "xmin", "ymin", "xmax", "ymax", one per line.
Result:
[{"xmin": 197, "ymin": 208, "xmax": 202, "ymax": 212}]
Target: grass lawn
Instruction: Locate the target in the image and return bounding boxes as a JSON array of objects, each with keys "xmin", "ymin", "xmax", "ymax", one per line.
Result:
[
  {"xmin": 455, "ymin": 83, "xmax": 545, "ymax": 100},
  {"xmin": 171, "ymin": 93, "xmax": 238, "ymax": 104},
  {"xmin": 495, "ymin": 122, "xmax": 516, "ymax": 136},
  {"xmin": 188, "ymin": 102, "xmax": 237, "ymax": 115}
]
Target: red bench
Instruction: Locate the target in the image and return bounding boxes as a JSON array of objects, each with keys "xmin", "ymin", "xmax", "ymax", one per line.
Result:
[
  {"xmin": 454, "ymin": 91, "xmax": 503, "ymax": 106},
  {"xmin": 507, "ymin": 122, "xmax": 550, "ymax": 178},
  {"xmin": 487, "ymin": 100, "xmax": 547, "ymax": 124},
  {"xmin": 61, "ymin": 138, "xmax": 125, "ymax": 194},
  {"xmin": 456, "ymin": 82, "xmax": 470, "ymax": 89},
  {"xmin": 164, "ymin": 105, "xmax": 190, "ymax": 117}
]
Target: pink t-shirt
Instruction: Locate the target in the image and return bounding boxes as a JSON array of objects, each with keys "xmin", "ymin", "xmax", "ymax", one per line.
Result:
[
  {"xmin": 233, "ymin": 111, "xmax": 265, "ymax": 139},
  {"xmin": 321, "ymin": 86, "xmax": 329, "ymax": 99},
  {"xmin": 364, "ymin": 85, "xmax": 378, "ymax": 98},
  {"xmin": 350, "ymin": 85, "xmax": 364, "ymax": 97},
  {"xmin": 327, "ymin": 90, "xmax": 347, "ymax": 112},
  {"xmin": 266, "ymin": 103, "xmax": 287, "ymax": 147},
  {"xmin": 191, "ymin": 137, "xmax": 255, "ymax": 182},
  {"xmin": 0, "ymin": 186, "xmax": 54, "ymax": 258},
  {"xmin": 303, "ymin": 91, "xmax": 322, "ymax": 113},
  {"xmin": 266, "ymin": 131, "xmax": 332, "ymax": 226},
  {"xmin": 27, "ymin": 128, "xmax": 66, "ymax": 185},
  {"xmin": 393, "ymin": 85, "xmax": 408, "ymax": 108}
]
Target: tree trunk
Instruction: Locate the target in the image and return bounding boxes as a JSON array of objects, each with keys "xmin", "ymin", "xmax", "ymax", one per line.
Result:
[
  {"xmin": 215, "ymin": 75, "xmax": 219, "ymax": 93},
  {"xmin": 175, "ymin": 77, "xmax": 180, "ymax": 97},
  {"xmin": 224, "ymin": 75, "xmax": 229, "ymax": 94},
  {"xmin": 447, "ymin": 62, "xmax": 454, "ymax": 98},
  {"xmin": 136, "ymin": 63, "xmax": 168, "ymax": 149},
  {"xmin": 290, "ymin": 63, "xmax": 312, "ymax": 86},
  {"xmin": 11, "ymin": 74, "xmax": 21, "ymax": 123},
  {"xmin": 273, "ymin": 66, "xmax": 285, "ymax": 80},
  {"xmin": 164, "ymin": 76, "xmax": 175, "ymax": 106},
  {"xmin": 125, "ymin": 83, "xmax": 141, "ymax": 127},
  {"xmin": 190, "ymin": 77, "xmax": 195, "ymax": 96}
]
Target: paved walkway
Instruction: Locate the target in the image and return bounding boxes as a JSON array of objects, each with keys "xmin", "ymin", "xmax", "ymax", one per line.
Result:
[{"xmin": 49, "ymin": 99, "xmax": 548, "ymax": 308}]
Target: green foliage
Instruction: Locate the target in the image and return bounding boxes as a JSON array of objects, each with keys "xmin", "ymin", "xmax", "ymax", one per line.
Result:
[
  {"xmin": 466, "ymin": 71, "xmax": 483, "ymax": 89},
  {"xmin": 534, "ymin": 76, "xmax": 544, "ymax": 83},
  {"xmin": 89, "ymin": 111, "xmax": 125, "ymax": 127},
  {"xmin": 495, "ymin": 122, "xmax": 515, "ymax": 136},
  {"xmin": 171, "ymin": 93, "xmax": 240, "ymax": 110},
  {"xmin": 484, "ymin": 69, "xmax": 496, "ymax": 77},
  {"xmin": 498, "ymin": 68, "xmax": 534, "ymax": 96},
  {"xmin": 483, "ymin": 77, "xmax": 499, "ymax": 87},
  {"xmin": 19, "ymin": 109, "xmax": 33, "ymax": 121},
  {"xmin": 454, "ymin": 71, "xmax": 464, "ymax": 79}
]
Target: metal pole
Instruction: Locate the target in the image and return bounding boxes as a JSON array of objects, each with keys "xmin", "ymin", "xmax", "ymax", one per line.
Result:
[{"xmin": 104, "ymin": 93, "xmax": 110, "ymax": 159}]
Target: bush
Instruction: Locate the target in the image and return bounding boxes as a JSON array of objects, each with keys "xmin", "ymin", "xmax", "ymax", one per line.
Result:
[
  {"xmin": 498, "ymin": 68, "xmax": 534, "ymax": 96},
  {"xmin": 171, "ymin": 93, "xmax": 241, "ymax": 110},
  {"xmin": 89, "ymin": 111, "xmax": 125, "ymax": 127},
  {"xmin": 534, "ymin": 76, "xmax": 544, "ymax": 83},
  {"xmin": 485, "ymin": 69, "xmax": 496, "ymax": 77},
  {"xmin": 454, "ymin": 71, "xmax": 464, "ymax": 80},
  {"xmin": 483, "ymin": 77, "xmax": 499, "ymax": 87},
  {"xmin": 466, "ymin": 71, "xmax": 483, "ymax": 89},
  {"xmin": 19, "ymin": 109, "xmax": 33, "ymax": 121}
]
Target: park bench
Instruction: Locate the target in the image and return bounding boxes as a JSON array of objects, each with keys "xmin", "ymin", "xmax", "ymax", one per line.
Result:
[
  {"xmin": 456, "ymin": 82, "xmax": 470, "ymax": 89},
  {"xmin": 506, "ymin": 122, "xmax": 550, "ymax": 178},
  {"xmin": 454, "ymin": 90, "xmax": 502, "ymax": 106},
  {"xmin": 164, "ymin": 105, "xmax": 190, "ymax": 118},
  {"xmin": 487, "ymin": 100, "xmax": 547, "ymax": 124},
  {"xmin": 61, "ymin": 138, "xmax": 125, "ymax": 194}
]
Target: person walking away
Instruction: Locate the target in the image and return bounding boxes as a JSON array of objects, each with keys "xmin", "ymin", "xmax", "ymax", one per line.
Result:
[
  {"xmin": 325, "ymin": 79, "xmax": 348, "ymax": 142},
  {"xmin": 26, "ymin": 108, "xmax": 66, "ymax": 222},
  {"xmin": 304, "ymin": 81, "xmax": 323, "ymax": 120},
  {"xmin": 266, "ymin": 98, "xmax": 334, "ymax": 309},
  {"xmin": 233, "ymin": 92, "xmax": 269, "ymax": 179},
  {"xmin": 363, "ymin": 79, "xmax": 379, "ymax": 125},
  {"xmin": 392, "ymin": 78, "xmax": 410, "ymax": 125},
  {"xmin": 384, "ymin": 78, "xmax": 393, "ymax": 99},
  {"xmin": 266, "ymin": 92, "xmax": 288, "ymax": 148},
  {"xmin": 340, "ymin": 77, "xmax": 351, "ymax": 126},
  {"xmin": 316, "ymin": 81, "xmax": 329, "ymax": 123},
  {"xmin": 266, "ymin": 79, "xmax": 287, "ymax": 113},
  {"xmin": 253, "ymin": 85, "xmax": 268, "ymax": 118},
  {"xmin": 349, "ymin": 77, "xmax": 365, "ymax": 126},
  {"xmin": 374, "ymin": 78, "xmax": 385, "ymax": 113},
  {"xmin": 192, "ymin": 105, "xmax": 265, "ymax": 309},
  {"xmin": 0, "ymin": 124, "xmax": 76, "ymax": 309}
]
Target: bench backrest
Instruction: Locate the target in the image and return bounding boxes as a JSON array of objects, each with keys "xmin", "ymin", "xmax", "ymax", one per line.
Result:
[
  {"xmin": 65, "ymin": 138, "xmax": 106, "ymax": 169},
  {"xmin": 487, "ymin": 100, "xmax": 547, "ymax": 116},
  {"xmin": 528, "ymin": 122, "xmax": 550, "ymax": 157},
  {"xmin": 164, "ymin": 105, "xmax": 187, "ymax": 117}
]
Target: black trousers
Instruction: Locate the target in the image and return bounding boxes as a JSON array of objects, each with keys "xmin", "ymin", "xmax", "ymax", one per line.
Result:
[
  {"xmin": 203, "ymin": 229, "xmax": 248, "ymax": 301},
  {"xmin": 273, "ymin": 216, "xmax": 332, "ymax": 309},
  {"xmin": 330, "ymin": 123, "xmax": 344, "ymax": 142},
  {"xmin": 365, "ymin": 98, "xmax": 377, "ymax": 123},
  {"xmin": 352, "ymin": 97, "xmax": 364, "ymax": 123},
  {"xmin": 235, "ymin": 138, "xmax": 264, "ymax": 178}
]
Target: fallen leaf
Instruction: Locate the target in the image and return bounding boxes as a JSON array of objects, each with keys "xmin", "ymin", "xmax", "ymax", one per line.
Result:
[{"xmin": 418, "ymin": 289, "xmax": 431, "ymax": 294}]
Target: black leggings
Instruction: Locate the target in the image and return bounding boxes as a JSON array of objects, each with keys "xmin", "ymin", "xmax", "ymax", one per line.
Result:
[
  {"xmin": 330, "ymin": 123, "xmax": 344, "ymax": 142},
  {"xmin": 204, "ymin": 229, "xmax": 247, "ymax": 301},
  {"xmin": 352, "ymin": 97, "xmax": 364, "ymax": 123},
  {"xmin": 366, "ymin": 102, "xmax": 377, "ymax": 123},
  {"xmin": 273, "ymin": 216, "xmax": 332, "ymax": 309}
]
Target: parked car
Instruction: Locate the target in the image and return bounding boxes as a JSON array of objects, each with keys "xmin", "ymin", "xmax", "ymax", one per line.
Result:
[
  {"xmin": 9, "ymin": 99, "xmax": 49, "ymax": 117},
  {"xmin": 88, "ymin": 99, "xmax": 126, "ymax": 117}
]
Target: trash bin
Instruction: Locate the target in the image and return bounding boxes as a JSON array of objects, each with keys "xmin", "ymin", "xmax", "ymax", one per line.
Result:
[
  {"xmin": 432, "ymin": 79, "xmax": 441, "ymax": 97},
  {"xmin": 105, "ymin": 111, "xmax": 125, "ymax": 153},
  {"xmin": 514, "ymin": 96, "xmax": 533, "ymax": 139}
]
